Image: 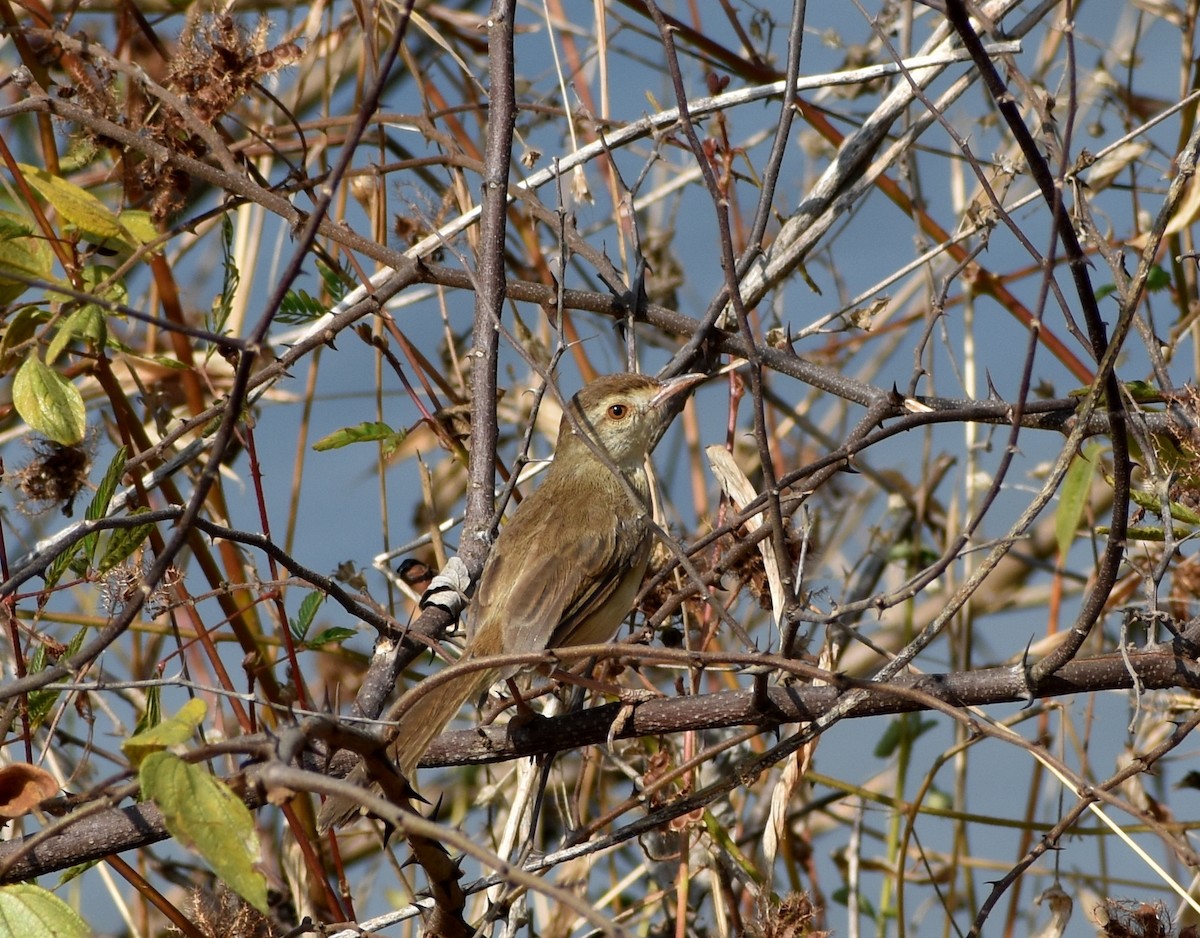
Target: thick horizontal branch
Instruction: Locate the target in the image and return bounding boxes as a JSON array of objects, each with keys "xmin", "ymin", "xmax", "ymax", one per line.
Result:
[
  {"xmin": 3, "ymin": 630, "xmax": 1196, "ymax": 884},
  {"xmin": 416, "ymin": 634, "xmax": 1200, "ymax": 766}
]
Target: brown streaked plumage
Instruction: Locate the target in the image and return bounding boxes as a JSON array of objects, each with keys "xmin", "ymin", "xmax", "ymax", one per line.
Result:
[{"xmin": 317, "ymin": 372, "xmax": 703, "ymax": 830}]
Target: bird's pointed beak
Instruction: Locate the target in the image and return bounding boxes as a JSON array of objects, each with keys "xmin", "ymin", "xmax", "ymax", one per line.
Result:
[{"xmin": 651, "ymin": 372, "xmax": 706, "ymax": 408}]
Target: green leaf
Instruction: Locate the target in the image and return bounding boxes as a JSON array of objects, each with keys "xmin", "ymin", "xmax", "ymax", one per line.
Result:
[
  {"xmin": 1056, "ymin": 446, "xmax": 1098, "ymax": 558},
  {"xmin": 24, "ymin": 644, "xmax": 50, "ymax": 728},
  {"xmin": 316, "ymin": 258, "xmax": 350, "ymax": 302},
  {"xmin": 123, "ymin": 697, "xmax": 207, "ymax": 765},
  {"xmin": 54, "ymin": 859, "xmax": 100, "ymax": 888},
  {"xmin": 831, "ymin": 886, "xmax": 877, "ymax": 915},
  {"xmin": 0, "ymin": 883, "xmax": 89, "ymax": 938},
  {"xmin": 80, "ymin": 446, "xmax": 127, "ymax": 567},
  {"xmin": 12, "ymin": 356, "xmax": 86, "ymax": 445},
  {"xmin": 304, "ymin": 626, "xmax": 357, "ymax": 648},
  {"xmin": 289, "ymin": 591, "xmax": 323, "ymax": 641},
  {"xmin": 0, "ymin": 307, "xmax": 44, "ymax": 374},
  {"xmin": 0, "ymin": 213, "xmax": 32, "ymax": 240},
  {"xmin": 140, "ymin": 752, "xmax": 268, "ymax": 914},
  {"xmin": 1128, "ymin": 486, "xmax": 1200, "ymax": 526},
  {"xmin": 47, "ymin": 304, "xmax": 107, "ymax": 365},
  {"xmin": 86, "ymin": 445, "xmax": 126, "ymax": 517},
  {"xmin": 874, "ymin": 713, "xmax": 935, "ymax": 758},
  {"xmin": 132, "ymin": 684, "xmax": 162, "ymax": 740},
  {"xmin": 27, "ymin": 629, "xmax": 86, "ymax": 731},
  {"xmin": 17, "ymin": 163, "xmax": 136, "ymax": 250},
  {"xmin": 702, "ymin": 810, "xmax": 762, "ymax": 883},
  {"xmin": 117, "ymin": 210, "xmax": 157, "ymax": 248},
  {"xmin": 80, "ymin": 263, "xmax": 126, "ymax": 297},
  {"xmin": 1146, "ymin": 265, "xmax": 1171, "ymax": 292},
  {"xmin": 96, "ymin": 508, "xmax": 154, "ymax": 574},
  {"xmin": 0, "ymin": 234, "xmax": 55, "ymax": 304},
  {"xmin": 208, "ymin": 215, "xmax": 239, "ymax": 340},
  {"xmin": 277, "ymin": 288, "xmax": 327, "ymax": 325},
  {"xmin": 1122, "ymin": 379, "xmax": 1159, "ymax": 403},
  {"xmin": 57, "ymin": 135, "xmax": 99, "ymax": 174},
  {"xmin": 313, "ymin": 421, "xmax": 406, "ymax": 455},
  {"xmin": 41, "ymin": 541, "xmax": 80, "ymax": 593}
]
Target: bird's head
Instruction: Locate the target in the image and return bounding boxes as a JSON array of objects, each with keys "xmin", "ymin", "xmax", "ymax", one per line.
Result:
[{"xmin": 559, "ymin": 372, "xmax": 705, "ymax": 469}]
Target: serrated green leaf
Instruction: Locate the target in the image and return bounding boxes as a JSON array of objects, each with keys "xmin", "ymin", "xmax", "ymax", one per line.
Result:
[
  {"xmin": 1056, "ymin": 446, "xmax": 1098, "ymax": 558},
  {"xmin": 12, "ymin": 356, "xmax": 86, "ymax": 445},
  {"xmin": 80, "ymin": 446, "xmax": 126, "ymax": 566},
  {"xmin": 67, "ymin": 552, "xmax": 90, "ymax": 579},
  {"xmin": 41, "ymin": 541, "xmax": 81, "ymax": 592},
  {"xmin": 54, "ymin": 858, "xmax": 100, "ymax": 888},
  {"xmin": 289, "ymin": 591, "xmax": 323, "ymax": 640},
  {"xmin": 140, "ymin": 752, "xmax": 268, "ymax": 914},
  {"xmin": 27, "ymin": 629, "xmax": 86, "ymax": 731},
  {"xmin": 208, "ymin": 216, "xmax": 239, "ymax": 340},
  {"xmin": 313, "ymin": 421, "xmax": 406, "ymax": 454},
  {"xmin": 1146, "ymin": 265, "xmax": 1171, "ymax": 291},
  {"xmin": 132, "ymin": 684, "xmax": 162, "ymax": 740},
  {"xmin": 304, "ymin": 626, "xmax": 357, "ymax": 648},
  {"xmin": 26, "ymin": 643, "xmax": 46, "ymax": 675},
  {"xmin": 0, "ymin": 883, "xmax": 89, "ymax": 938},
  {"xmin": 96, "ymin": 511, "xmax": 154, "ymax": 574},
  {"xmin": 123, "ymin": 697, "xmax": 207, "ymax": 765},
  {"xmin": 17, "ymin": 162, "xmax": 135, "ymax": 250},
  {"xmin": 24, "ymin": 644, "xmax": 50, "ymax": 728}
]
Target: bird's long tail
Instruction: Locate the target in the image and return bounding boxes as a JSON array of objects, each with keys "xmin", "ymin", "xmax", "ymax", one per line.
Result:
[
  {"xmin": 316, "ymin": 665, "xmax": 498, "ymax": 831},
  {"xmin": 391, "ymin": 666, "xmax": 498, "ymax": 779}
]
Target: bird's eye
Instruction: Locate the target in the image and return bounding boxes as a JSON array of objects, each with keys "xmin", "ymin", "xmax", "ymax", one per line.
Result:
[{"xmin": 607, "ymin": 403, "xmax": 628, "ymax": 419}]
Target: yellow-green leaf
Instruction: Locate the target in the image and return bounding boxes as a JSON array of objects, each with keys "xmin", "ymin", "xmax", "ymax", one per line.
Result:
[
  {"xmin": 12, "ymin": 356, "xmax": 86, "ymax": 445},
  {"xmin": 0, "ymin": 307, "xmax": 43, "ymax": 374},
  {"xmin": 80, "ymin": 264, "xmax": 127, "ymax": 300},
  {"xmin": 117, "ymin": 210, "xmax": 158, "ymax": 248},
  {"xmin": 122, "ymin": 697, "xmax": 207, "ymax": 765},
  {"xmin": 0, "ymin": 884, "xmax": 89, "ymax": 938},
  {"xmin": 1056, "ymin": 446, "xmax": 1098, "ymax": 558},
  {"xmin": 0, "ymin": 235, "xmax": 54, "ymax": 304},
  {"xmin": 1129, "ymin": 486, "xmax": 1200, "ymax": 526},
  {"xmin": 140, "ymin": 752, "xmax": 268, "ymax": 914},
  {"xmin": 17, "ymin": 163, "xmax": 133, "ymax": 249},
  {"xmin": 47, "ymin": 305, "xmax": 106, "ymax": 365}
]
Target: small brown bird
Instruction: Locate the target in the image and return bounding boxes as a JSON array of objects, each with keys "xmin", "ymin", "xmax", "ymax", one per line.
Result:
[{"xmin": 317, "ymin": 371, "xmax": 704, "ymax": 830}]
